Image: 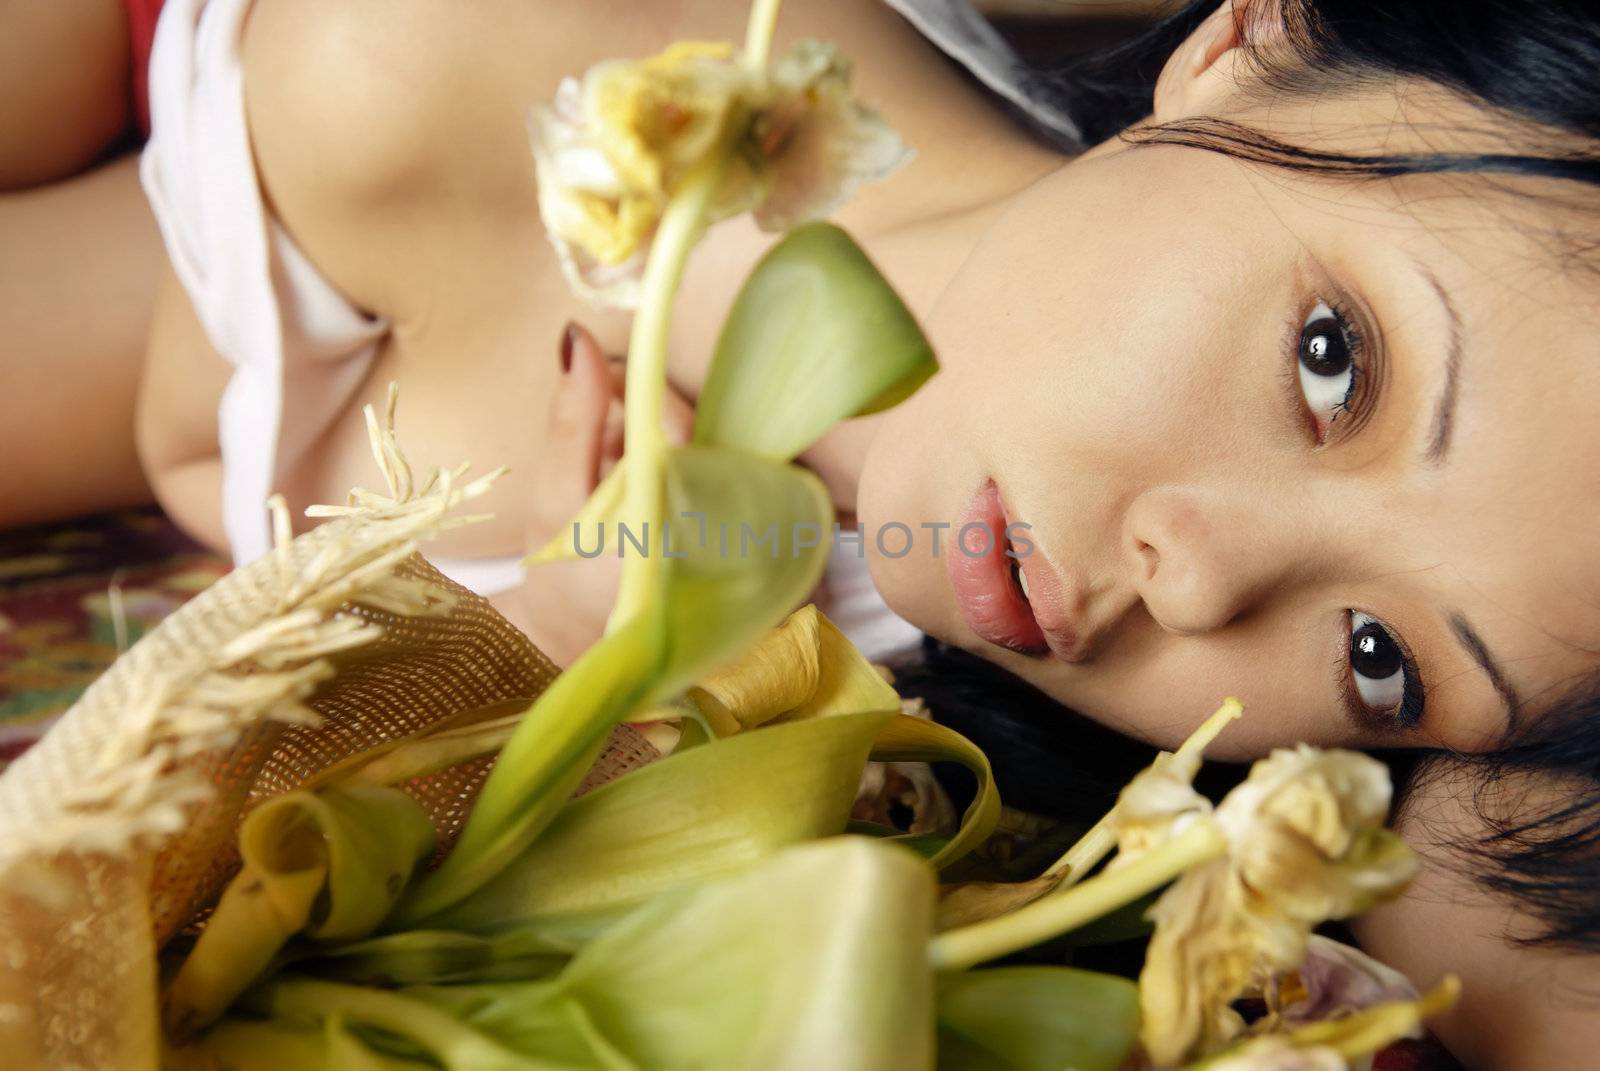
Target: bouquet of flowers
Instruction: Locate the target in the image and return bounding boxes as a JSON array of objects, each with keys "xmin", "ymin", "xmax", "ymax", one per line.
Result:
[{"xmin": 0, "ymin": 2, "xmax": 1456, "ymax": 1068}]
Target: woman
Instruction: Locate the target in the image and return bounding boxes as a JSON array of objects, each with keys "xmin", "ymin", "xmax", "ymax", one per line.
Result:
[
  {"xmin": 0, "ymin": 0, "xmax": 165, "ymax": 527},
  {"xmin": 27, "ymin": 0, "xmax": 1600, "ymax": 1064}
]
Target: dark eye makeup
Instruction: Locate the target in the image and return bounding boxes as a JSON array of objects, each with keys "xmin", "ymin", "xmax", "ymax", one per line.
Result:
[
  {"xmin": 1279, "ymin": 279, "xmax": 1425, "ymax": 731},
  {"xmin": 1280, "ymin": 292, "xmax": 1382, "ymax": 443},
  {"xmin": 1339, "ymin": 610, "xmax": 1426, "ymax": 730}
]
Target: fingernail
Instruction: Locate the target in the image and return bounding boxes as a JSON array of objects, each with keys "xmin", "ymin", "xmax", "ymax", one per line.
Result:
[{"xmin": 560, "ymin": 321, "xmax": 577, "ymax": 372}]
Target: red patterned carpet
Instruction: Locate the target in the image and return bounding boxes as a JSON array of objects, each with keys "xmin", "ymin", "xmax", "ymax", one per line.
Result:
[{"xmin": 0, "ymin": 508, "xmax": 228, "ymax": 767}]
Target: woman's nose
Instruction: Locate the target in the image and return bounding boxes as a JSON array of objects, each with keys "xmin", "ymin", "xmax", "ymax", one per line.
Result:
[{"xmin": 1121, "ymin": 486, "xmax": 1295, "ymax": 635}]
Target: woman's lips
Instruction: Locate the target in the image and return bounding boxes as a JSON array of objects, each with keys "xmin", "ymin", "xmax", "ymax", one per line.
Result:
[
  {"xmin": 947, "ymin": 479, "xmax": 1088, "ymax": 661},
  {"xmin": 947, "ymin": 479, "xmax": 1048, "ymax": 654},
  {"xmin": 1016, "ymin": 541, "xmax": 1087, "ymax": 662}
]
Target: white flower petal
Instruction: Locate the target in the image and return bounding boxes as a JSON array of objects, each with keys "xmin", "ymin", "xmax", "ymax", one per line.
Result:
[
  {"xmin": 752, "ymin": 42, "xmax": 913, "ymax": 231},
  {"xmin": 1277, "ymin": 935, "xmax": 1421, "ymax": 1030},
  {"xmin": 528, "ymin": 100, "xmax": 650, "ymax": 309},
  {"xmin": 1209, "ymin": 1038, "xmax": 1349, "ymax": 1071}
]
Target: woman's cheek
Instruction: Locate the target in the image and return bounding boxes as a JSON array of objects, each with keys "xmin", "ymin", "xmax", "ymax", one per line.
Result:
[{"xmin": 856, "ymin": 394, "xmax": 969, "ymax": 636}]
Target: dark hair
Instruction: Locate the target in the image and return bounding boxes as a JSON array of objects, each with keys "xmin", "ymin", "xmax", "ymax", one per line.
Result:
[{"xmin": 911, "ymin": 0, "xmax": 1600, "ymax": 953}]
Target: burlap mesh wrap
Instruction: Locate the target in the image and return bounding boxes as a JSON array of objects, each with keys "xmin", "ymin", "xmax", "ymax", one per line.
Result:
[{"xmin": 0, "ymin": 405, "xmax": 659, "ymax": 1070}]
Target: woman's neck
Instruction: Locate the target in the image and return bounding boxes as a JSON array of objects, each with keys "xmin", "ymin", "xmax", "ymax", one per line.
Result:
[
  {"xmin": 661, "ymin": 0, "xmax": 1072, "ymax": 510},
  {"xmin": 792, "ymin": 150, "xmax": 1064, "ymax": 515}
]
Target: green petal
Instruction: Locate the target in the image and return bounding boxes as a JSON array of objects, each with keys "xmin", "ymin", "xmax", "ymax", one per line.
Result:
[
  {"xmin": 243, "ymin": 978, "xmax": 550, "ymax": 1071},
  {"xmin": 430, "ymin": 711, "xmax": 894, "ymax": 931},
  {"xmin": 650, "ymin": 444, "xmax": 836, "ymax": 704},
  {"xmin": 396, "ymin": 447, "xmax": 833, "ymax": 924},
  {"xmin": 870, "ymin": 715, "xmax": 1001, "ymax": 870},
  {"xmin": 693, "ymin": 222, "xmax": 938, "ymax": 461},
  {"xmin": 524, "ymin": 465, "xmax": 628, "ymax": 566},
  {"xmin": 294, "ymin": 923, "xmax": 594, "ymax": 987},
  {"xmin": 936, "ymin": 967, "xmax": 1140, "ymax": 1071},
  {"xmin": 411, "ymin": 839, "xmax": 936, "ymax": 1070},
  {"xmin": 170, "ymin": 1017, "xmax": 438, "ymax": 1071},
  {"xmin": 165, "ymin": 786, "xmax": 436, "ymax": 1036},
  {"xmin": 390, "ymin": 607, "xmax": 666, "ymax": 927}
]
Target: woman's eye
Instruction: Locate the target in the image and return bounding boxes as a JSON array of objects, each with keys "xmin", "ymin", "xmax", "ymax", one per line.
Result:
[
  {"xmin": 1297, "ymin": 301, "xmax": 1358, "ymax": 431},
  {"xmin": 1348, "ymin": 611, "xmax": 1413, "ymax": 720}
]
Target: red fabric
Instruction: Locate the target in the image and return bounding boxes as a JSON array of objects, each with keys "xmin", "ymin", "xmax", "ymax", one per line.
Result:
[{"xmin": 125, "ymin": 0, "xmax": 167, "ymax": 136}]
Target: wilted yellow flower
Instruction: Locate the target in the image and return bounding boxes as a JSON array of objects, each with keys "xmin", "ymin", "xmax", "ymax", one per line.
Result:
[
  {"xmin": 530, "ymin": 42, "xmax": 745, "ymax": 307},
  {"xmin": 1108, "ymin": 746, "xmax": 1211, "ymax": 862},
  {"xmin": 1128, "ymin": 747, "xmax": 1420, "ymax": 1067},
  {"xmin": 747, "ymin": 40, "xmax": 914, "ymax": 230},
  {"xmin": 529, "ymin": 39, "xmax": 910, "ymax": 307},
  {"xmin": 1269, "ymin": 935, "xmax": 1419, "ymax": 1031},
  {"xmin": 1195, "ymin": 975, "xmax": 1460, "ymax": 1071},
  {"xmin": 1214, "ymin": 747, "xmax": 1415, "ymax": 923},
  {"xmin": 1107, "ymin": 698, "xmax": 1241, "ymax": 867}
]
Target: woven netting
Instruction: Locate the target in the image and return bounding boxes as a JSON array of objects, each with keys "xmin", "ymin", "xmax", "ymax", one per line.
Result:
[{"xmin": 0, "ymin": 398, "xmax": 658, "ymax": 1070}]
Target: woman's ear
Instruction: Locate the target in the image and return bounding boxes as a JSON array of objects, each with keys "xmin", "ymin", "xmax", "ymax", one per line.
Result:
[{"xmin": 1152, "ymin": 0, "xmax": 1282, "ymax": 122}]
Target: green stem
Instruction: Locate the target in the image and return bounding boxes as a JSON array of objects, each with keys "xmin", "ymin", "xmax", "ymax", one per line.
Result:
[
  {"xmin": 1171, "ymin": 696, "xmax": 1243, "ymax": 766},
  {"xmin": 607, "ymin": 0, "xmax": 783, "ymax": 630},
  {"xmin": 744, "ymin": 0, "xmax": 782, "ymax": 68},
  {"xmin": 1042, "ymin": 697, "xmax": 1242, "ymax": 885},
  {"xmin": 607, "ymin": 157, "xmax": 724, "ymax": 631},
  {"xmin": 259, "ymin": 977, "xmax": 532, "ymax": 1071},
  {"xmin": 1044, "ymin": 814, "xmax": 1116, "ymax": 886},
  {"xmin": 929, "ymin": 820, "xmax": 1226, "ymax": 973}
]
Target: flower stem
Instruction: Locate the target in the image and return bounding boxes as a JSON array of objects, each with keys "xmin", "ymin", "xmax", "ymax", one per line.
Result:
[
  {"xmin": 929, "ymin": 820, "xmax": 1226, "ymax": 973},
  {"xmin": 607, "ymin": 0, "xmax": 784, "ymax": 631},
  {"xmin": 608, "ymin": 154, "xmax": 727, "ymax": 631},
  {"xmin": 1043, "ymin": 697, "xmax": 1243, "ymax": 885},
  {"xmin": 258, "ymin": 977, "xmax": 529, "ymax": 1070},
  {"xmin": 744, "ymin": 0, "xmax": 783, "ymax": 68},
  {"xmin": 1044, "ymin": 814, "xmax": 1116, "ymax": 886},
  {"xmin": 1172, "ymin": 696, "xmax": 1244, "ymax": 765}
]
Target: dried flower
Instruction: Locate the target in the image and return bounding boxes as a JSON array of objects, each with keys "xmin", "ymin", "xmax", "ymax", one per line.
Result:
[
  {"xmin": 747, "ymin": 40, "xmax": 913, "ymax": 230},
  {"xmin": 1196, "ymin": 975, "xmax": 1460, "ymax": 1071},
  {"xmin": 529, "ymin": 39, "xmax": 909, "ymax": 307},
  {"xmin": 1126, "ymin": 747, "xmax": 1419, "ymax": 1066},
  {"xmin": 1107, "ymin": 746, "xmax": 1211, "ymax": 863},
  {"xmin": 1270, "ymin": 935, "xmax": 1420, "ymax": 1031}
]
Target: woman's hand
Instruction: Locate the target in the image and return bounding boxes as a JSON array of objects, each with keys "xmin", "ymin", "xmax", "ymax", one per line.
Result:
[{"xmin": 491, "ymin": 322, "xmax": 693, "ymax": 666}]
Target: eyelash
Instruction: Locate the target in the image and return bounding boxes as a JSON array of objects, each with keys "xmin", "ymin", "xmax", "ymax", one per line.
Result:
[
  {"xmin": 1333, "ymin": 618, "xmax": 1427, "ymax": 732},
  {"xmin": 1280, "ymin": 293, "xmax": 1377, "ymax": 443},
  {"xmin": 1280, "ymin": 292, "xmax": 1421, "ymax": 729}
]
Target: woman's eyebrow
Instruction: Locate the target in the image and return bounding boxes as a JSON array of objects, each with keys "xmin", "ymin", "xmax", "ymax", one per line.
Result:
[
  {"xmin": 1449, "ymin": 611, "xmax": 1523, "ymax": 736},
  {"xmin": 1418, "ymin": 261, "xmax": 1465, "ymax": 465}
]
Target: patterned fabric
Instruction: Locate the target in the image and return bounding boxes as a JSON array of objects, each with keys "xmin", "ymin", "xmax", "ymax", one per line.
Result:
[{"xmin": 0, "ymin": 509, "xmax": 227, "ymax": 766}]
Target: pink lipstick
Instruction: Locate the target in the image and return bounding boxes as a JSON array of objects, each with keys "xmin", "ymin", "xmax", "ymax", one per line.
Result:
[{"xmin": 946, "ymin": 480, "xmax": 1047, "ymax": 654}]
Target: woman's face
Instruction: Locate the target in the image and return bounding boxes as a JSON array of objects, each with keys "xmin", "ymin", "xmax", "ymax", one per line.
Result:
[{"xmin": 858, "ymin": 77, "xmax": 1600, "ymax": 757}]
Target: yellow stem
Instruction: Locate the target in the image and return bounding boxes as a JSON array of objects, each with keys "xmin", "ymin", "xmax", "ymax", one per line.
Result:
[
  {"xmin": 607, "ymin": 0, "xmax": 783, "ymax": 630},
  {"xmin": 929, "ymin": 820, "xmax": 1226, "ymax": 973},
  {"xmin": 744, "ymin": 0, "xmax": 782, "ymax": 68},
  {"xmin": 607, "ymin": 154, "xmax": 727, "ymax": 631},
  {"xmin": 1045, "ymin": 814, "xmax": 1116, "ymax": 886},
  {"xmin": 1173, "ymin": 696, "xmax": 1243, "ymax": 765},
  {"xmin": 1043, "ymin": 698, "xmax": 1243, "ymax": 885}
]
